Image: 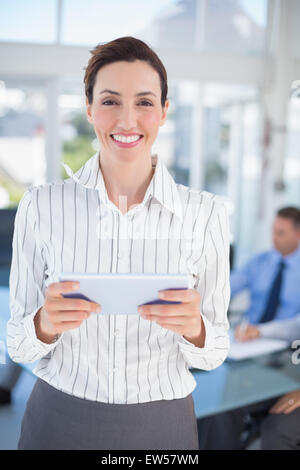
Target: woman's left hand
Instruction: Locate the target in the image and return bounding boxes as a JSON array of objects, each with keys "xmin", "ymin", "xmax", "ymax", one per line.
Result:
[{"xmin": 138, "ymin": 288, "xmax": 205, "ymax": 347}]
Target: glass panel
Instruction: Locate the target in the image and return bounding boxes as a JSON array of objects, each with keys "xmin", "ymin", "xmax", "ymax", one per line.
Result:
[
  {"xmin": 237, "ymin": 102, "xmax": 262, "ymax": 264},
  {"xmin": 0, "ymin": 0, "xmax": 268, "ymax": 52},
  {"xmin": 0, "ymin": 0, "xmax": 57, "ymax": 44},
  {"xmin": 59, "ymin": 79, "xmax": 96, "ymax": 177},
  {"xmin": 202, "ymin": 83, "xmax": 261, "ymax": 266},
  {"xmin": 61, "ymin": 0, "xmax": 196, "ymax": 48},
  {"xmin": 0, "ymin": 80, "xmax": 47, "ymax": 207},
  {"xmin": 202, "ymin": 83, "xmax": 258, "ymax": 194},
  {"xmin": 291, "ymin": 0, "xmax": 300, "ymax": 58},
  {"xmin": 283, "ymin": 88, "xmax": 300, "ymax": 205},
  {"xmin": 203, "ymin": 0, "xmax": 268, "ymax": 55},
  {"xmin": 154, "ymin": 80, "xmax": 199, "ymax": 186}
]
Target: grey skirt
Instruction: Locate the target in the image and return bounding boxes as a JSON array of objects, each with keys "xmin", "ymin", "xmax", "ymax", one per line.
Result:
[{"xmin": 18, "ymin": 378, "xmax": 199, "ymax": 450}]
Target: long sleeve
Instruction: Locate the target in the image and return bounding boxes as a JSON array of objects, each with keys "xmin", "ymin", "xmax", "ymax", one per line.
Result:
[
  {"xmin": 257, "ymin": 314, "xmax": 300, "ymax": 343},
  {"xmin": 7, "ymin": 189, "xmax": 62, "ymax": 364},
  {"xmin": 177, "ymin": 199, "xmax": 231, "ymax": 370}
]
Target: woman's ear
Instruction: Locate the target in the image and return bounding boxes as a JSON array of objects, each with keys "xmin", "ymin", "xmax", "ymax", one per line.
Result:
[
  {"xmin": 86, "ymin": 97, "xmax": 93, "ymax": 124},
  {"xmin": 160, "ymin": 99, "xmax": 169, "ymax": 127}
]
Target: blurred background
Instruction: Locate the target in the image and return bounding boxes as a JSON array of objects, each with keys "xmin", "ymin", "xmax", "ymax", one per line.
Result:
[{"xmin": 0, "ymin": 0, "xmax": 300, "ymax": 449}]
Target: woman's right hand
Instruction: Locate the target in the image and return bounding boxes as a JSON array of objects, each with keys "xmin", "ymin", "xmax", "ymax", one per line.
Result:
[{"xmin": 34, "ymin": 281, "xmax": 101, "ymax": 344}]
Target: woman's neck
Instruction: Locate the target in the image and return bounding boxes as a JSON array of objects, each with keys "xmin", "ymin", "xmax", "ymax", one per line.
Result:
[{"xmin": 99, "ymin": 153, "xmax": 154, "ymax": 214}]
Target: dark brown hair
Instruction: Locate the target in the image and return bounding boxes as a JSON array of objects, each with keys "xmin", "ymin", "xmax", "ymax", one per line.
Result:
[
  {"xmin": 277, "ymin": 206, "xmax": 300, "ymax": 229},
  {"xmin": 83, "ymin": 36, "xmax": 168, "ymax": 107}
]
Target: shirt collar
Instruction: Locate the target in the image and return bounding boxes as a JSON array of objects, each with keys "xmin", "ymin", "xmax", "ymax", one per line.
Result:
[
  {"xmin": 272, "ymin": 243, "xmax": 300, "ymax": 267},
  {"xmin": 61, "ymin": 151, "xmax": 183, "ymax": 221}
]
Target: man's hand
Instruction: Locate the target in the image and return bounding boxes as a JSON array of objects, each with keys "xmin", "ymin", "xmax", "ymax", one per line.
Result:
[
  {"xmin": 137, "ymin": 288, "xmax": 205, "ymax": 348},
  {"xmin": 234, "ymin": 323, "xmax": 260, "ymax": 342},
  {"xmin": 269, "ymin": 390, "xmax": 300, "ymax": 414}
]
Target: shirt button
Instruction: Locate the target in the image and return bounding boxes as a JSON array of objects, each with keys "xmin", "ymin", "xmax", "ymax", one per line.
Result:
[
  {"xmin": 113, "ymin": 367, "xmax": 118, "ymax": 373},
  {"xmin": 114, "ymin": 330, "xmax": 120, "ymax": 336}
]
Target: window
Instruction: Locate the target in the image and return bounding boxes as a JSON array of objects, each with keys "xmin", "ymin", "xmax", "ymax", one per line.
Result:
[
  {"xmin": 201, "ymin": 83, "xmax": 261, "ymax": 265},
  {"xmin": 203, "ymin": 0, "xmax": 268, "ymax": 55},
  {"xmin": 61, "ymin": 0, "xmax": 191, "ymax": 47},
  {"xmin": 60, "ymin": 0, "xmax": 268, "ymax": 53},
  {"xmin": 0, "ymin": 0, "xmax": 57, "ymax": 44},
  {"xmin": 0, "ymin": 80, "xmax": 46, "ymax": 207},
  {"xmin": 284, "ymin": 92, "xmax": 300, "ymax": 204},
  {"xmin": 59, "ymin": 79, "xmax": 96, "ymax": 178}
]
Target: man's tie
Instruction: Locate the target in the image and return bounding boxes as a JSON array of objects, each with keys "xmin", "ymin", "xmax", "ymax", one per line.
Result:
[{"xmin": 259, "ymin": 260, "xmax": 286, "ymax": 323}]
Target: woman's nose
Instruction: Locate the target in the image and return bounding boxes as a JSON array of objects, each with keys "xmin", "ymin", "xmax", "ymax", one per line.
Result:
[{"xmin": 117, "ymin": 105, "xmax": 138, "ymax": 129}]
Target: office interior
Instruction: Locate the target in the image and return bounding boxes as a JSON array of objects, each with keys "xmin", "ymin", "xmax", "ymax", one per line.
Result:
[{"xmin": 0, "ymin": 0, "xmax": 300, "ymax": 450}]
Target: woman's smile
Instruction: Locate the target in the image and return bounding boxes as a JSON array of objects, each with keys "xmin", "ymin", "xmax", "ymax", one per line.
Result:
[{"xmin": 110, "ymin": 133, "xmax": 144, "ymax": 148}]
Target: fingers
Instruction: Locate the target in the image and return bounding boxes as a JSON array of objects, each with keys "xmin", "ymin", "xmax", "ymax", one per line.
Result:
[
  {"xmin": 235, "ymin": 327, "xmax": 248, "ymax": 342},
  {"xmin": 234, "ymin": 327, "xmax": 242, "ymax": 340},
  {"xmin": 158, "ymin": 288, "xmax": 199, "ymax": 304},
  {"xmin": 50, "ymin": 310, "xmax": 92, "ymax": 323},
  {"xmin": 269, "ymin": 399, "xmax": 289, "ymax": 414},
  {"xmin": 44, "ymin": 301, "xmax": 101, "ymax": 326},
  {"xmin": 45, "ymin": 297, "xmax": 101, "ymax": 313},
  {"xmin": 269, "ymin": 394, "xmax": 300, "ymax": 414},
  {"xmin": 41, "ymin": 281, "xmax": 102, "ymax": 334},
  {"xmin": 137, "ymin": 290, "xmax": 202, "ymax": 339},
  {"xmin": 45, "ymin": 282, "xmax": 101, "ymax": 316},
  {"xmin": 283, "ymin": 402, "xmax": 300, "ymax": 414},
  {"xmin": 47, "ymin": 281, "xmax": 80, "ymax": 298},
  {"xmin": 138, "ymin": 302, "xmax": 195, "ymax": 318},
  {"xmin": 234, "ymin": 325, "xmax": 259, "ymax": 342}
]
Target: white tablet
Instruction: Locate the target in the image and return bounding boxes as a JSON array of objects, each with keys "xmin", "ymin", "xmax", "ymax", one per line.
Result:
[{"xmin": 57, "ymin": 272, "xmax": 193, "ymax": 315}]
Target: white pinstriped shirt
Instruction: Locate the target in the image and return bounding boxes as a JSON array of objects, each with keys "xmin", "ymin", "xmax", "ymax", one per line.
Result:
[{"xmin": 7, "ymin": 151, "xmax": 231, "ymax": 404}]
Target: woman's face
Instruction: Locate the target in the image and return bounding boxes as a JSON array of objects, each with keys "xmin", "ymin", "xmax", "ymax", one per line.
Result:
[{"xmin": 86, "ymin": 59, "xmax": 169, "ymax": 163}]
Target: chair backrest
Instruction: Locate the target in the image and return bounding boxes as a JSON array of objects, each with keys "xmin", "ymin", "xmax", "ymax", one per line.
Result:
[
  {"xmin": 229, "ymin": 244, "xmax": 235, "ymax": 272},
  {"xmin": 0, "ymin": 208, "xmax": 17, "ymax": 267}
]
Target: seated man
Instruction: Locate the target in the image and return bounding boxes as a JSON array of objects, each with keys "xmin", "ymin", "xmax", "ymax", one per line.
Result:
[
  {"xmin": 233, "ymin": 206, "xmax": 300, "ymax": 333},
  {"xmin": 198, "ymin": 206, "xmax": 300, "ymax": 450}
]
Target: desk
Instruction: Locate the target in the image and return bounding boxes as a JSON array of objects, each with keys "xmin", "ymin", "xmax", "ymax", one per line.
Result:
[
  {"xmin": 192, "ymin": 352, "xmax": 299, "ymax": 418},
  {"xmin": 1, "ymin": 287, "xmax": 299, "ymax": 418}
]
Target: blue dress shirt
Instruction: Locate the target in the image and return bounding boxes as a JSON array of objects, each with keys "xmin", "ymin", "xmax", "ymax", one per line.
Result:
[{"xmin": 230, "ymin": 244, "xmax": 300, "ymax": 324}]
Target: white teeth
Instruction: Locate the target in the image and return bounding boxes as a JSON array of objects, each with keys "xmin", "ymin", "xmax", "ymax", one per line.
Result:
[{"xmin": 112, "ymin": 134, "xmax": 141, "ymax": 143}]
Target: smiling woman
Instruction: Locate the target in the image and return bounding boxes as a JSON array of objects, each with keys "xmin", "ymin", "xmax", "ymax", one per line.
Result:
[{"xmin": 8, "ymin": 36, "xmax": 231, "ymax": 451}]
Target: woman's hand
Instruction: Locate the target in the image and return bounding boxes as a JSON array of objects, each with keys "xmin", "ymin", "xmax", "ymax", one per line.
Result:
[
  {"xmin": 269, "ymin": 390, "xmax": 300, "ymax": 414},
  {"xmin": 34, "ymin": 281, "xmax": 101, "ymax": 344},
  {"xmin": 138, "ymin": 288, "xmax": 205, "ymax": 348},
  {"xmin": 234, "ymin": 324, "xmax": 260, "ymax": 342}
]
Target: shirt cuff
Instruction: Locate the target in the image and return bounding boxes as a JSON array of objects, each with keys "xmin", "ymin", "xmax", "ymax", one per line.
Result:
[
  {"xmin": 23, "ymin": 306, "xmax": 63, "ymax": 357},
  {"xmin": 178, "ymin": 312, "xmax": 213, "ymax": 354}
]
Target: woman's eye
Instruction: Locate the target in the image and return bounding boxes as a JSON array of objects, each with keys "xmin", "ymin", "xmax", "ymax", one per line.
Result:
[
  {"xmin": 139, "ymin": 101, "xmax": 153, "ymax": 106},
  {"xmin": 102, "ymin": 99, "xmax": 117, "ymax": 105}
]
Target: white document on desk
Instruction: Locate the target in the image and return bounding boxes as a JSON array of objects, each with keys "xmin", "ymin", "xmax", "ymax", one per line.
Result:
[{"xmin": 228, "ymin": 337, "xmax": 289, "ymax": 361}]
